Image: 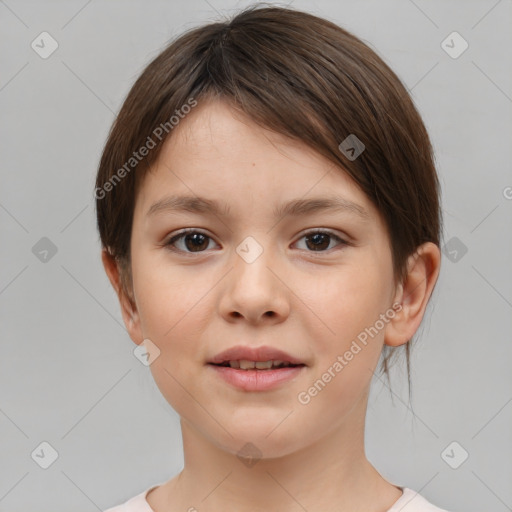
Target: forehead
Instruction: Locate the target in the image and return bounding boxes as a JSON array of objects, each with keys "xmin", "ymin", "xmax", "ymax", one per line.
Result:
[{"xmin": 135, "ymin": 99, "xmax": 382, "ymax": 227}]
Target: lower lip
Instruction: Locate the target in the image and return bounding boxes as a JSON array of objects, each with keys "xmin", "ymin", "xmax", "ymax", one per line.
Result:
[{"xmin": 208, "ymin": 364, "xmax": 306, "ymax": 391}]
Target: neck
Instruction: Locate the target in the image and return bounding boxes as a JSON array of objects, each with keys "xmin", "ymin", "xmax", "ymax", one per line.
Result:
[{"xmin": 157, "ymin": 395, "xmax": 402, "ymax": 512}]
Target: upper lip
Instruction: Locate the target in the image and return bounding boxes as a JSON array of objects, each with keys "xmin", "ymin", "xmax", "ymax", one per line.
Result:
[{"xmin": 208, "ymin": 345, "xmax": 306, "ymax": 365}]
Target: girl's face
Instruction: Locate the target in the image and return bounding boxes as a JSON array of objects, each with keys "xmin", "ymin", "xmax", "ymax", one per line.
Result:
[{"xmin": 126, "ymin": 99, "xmax": 402, "ymax": 457}]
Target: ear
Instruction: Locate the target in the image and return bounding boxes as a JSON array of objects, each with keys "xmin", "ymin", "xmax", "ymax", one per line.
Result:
[
  {"xmin": 384, "ymin": 242, "xmax": 441, "ymax": 347},
  {"xmin": 101, "ymin": 249, "xmax": 143, "ymax": 346}
]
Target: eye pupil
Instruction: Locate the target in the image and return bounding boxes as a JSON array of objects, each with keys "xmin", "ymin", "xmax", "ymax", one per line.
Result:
[
  {"xmin": 185, "ymin": 233, "xmax": 209, "ymax": 252},
  {"xmin": 305, "ymin": 233, "xmax": 330, "ymax": 251}
]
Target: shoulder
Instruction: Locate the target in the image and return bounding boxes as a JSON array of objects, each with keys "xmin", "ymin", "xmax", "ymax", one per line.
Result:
[
  {"xmin": 387, "ymin": 487, "xmax": 451, "ymax": 512},
  {"xmin": 103, "ymin": 486, "xmax": 156, "ymax": 512}
]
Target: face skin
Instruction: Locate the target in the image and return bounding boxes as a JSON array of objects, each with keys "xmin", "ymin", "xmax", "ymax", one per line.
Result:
[{"xmin": 102, "ymin": 99, "xmax": 441, "ymax": 512}]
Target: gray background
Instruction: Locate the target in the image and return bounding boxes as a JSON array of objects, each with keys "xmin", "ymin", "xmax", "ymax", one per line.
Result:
[{"xmin": 1, "ymin": 0, "xmax": 511, "ymax": 511}]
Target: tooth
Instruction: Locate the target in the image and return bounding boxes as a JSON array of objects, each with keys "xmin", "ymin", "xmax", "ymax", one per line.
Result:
[
  {"xmin": 255, "ymin": 361, "xmax": 273, "ymax": 369},
  {"xmin": 229, "ymin": 360, "xmax": 293, "ymax": 370}
]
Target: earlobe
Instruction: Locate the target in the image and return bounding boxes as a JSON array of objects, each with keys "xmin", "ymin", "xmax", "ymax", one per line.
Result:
[
  {"xmin": 384, "ymin": 242, "xmax": 441, "ymax": 347},
  {"xmin": 101, "ymin": 249, "xmax": 144, "ymax": 345}
]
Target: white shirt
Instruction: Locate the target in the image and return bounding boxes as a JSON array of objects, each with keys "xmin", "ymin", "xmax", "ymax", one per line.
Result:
[{"xmin": 103, "ymin": 484, "xmax": 451, "ymax": 511}]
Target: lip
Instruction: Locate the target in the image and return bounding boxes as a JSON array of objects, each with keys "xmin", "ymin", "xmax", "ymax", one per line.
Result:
[
  {"xmin": 208, "ymin": 364, "xmax": 306, "ymax": 391},
  {"xmin": 208, "ymin": 345, "xmax": 305, "ymax": 366}
]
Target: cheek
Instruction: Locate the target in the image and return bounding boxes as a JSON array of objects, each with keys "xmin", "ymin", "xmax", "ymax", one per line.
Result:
[
  {"xmin": 135, "ymin": 265, "xmax": 211, "ymax": 416},
  {"xmin": 293, "ymin": 260, "xmax": 389, "ymax": 356},
  {"xmin": 133, "ymin": 260, "xmax": 217, "ymax": 403},
  {"xmin": 133, "ymin": 255, "xmax": 210, "ymax": 337}
]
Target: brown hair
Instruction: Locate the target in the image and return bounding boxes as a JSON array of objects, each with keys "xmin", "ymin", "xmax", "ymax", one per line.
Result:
[{"xmin": 95, "ymin": 4, "xmax": 443, "ymax": 393}]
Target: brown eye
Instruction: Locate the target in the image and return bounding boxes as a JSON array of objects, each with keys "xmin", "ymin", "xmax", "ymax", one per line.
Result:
[
  {"xmin": 166, "ymin": 230, "xmax": 215, "ymax": 253},
  {"xmin": 295, "ymin": 230, "xmax": 347, "ymax": 252}
]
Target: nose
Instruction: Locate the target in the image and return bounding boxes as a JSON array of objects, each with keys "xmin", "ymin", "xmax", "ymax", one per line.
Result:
[{"xmin": 217, "ymin": 239, "xmax": 291, "ymax": 325}]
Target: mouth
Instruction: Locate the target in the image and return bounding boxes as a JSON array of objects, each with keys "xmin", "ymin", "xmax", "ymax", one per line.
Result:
[
  {"xmin": 206, "ymin": 345, "xmax": 307, "ymax": 391},
  {"xmin": 207, "ymin": 344, "xmax": 307, "ymax": 368},
  {"xmin": 209, "ymin": 360, "xmax": 305, "ymax": 370}
]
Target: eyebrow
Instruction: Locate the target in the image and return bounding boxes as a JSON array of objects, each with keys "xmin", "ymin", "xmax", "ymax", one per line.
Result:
[{"xmin": 146, "ymin": 195, "xmax": 370, "ymax": 221}]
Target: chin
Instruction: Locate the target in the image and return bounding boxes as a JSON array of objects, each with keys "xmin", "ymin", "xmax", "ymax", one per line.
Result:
[
  {"xmin": 217, "ymin": 435, "xmax": 304, "ymax": 462},
  {"xmin": 213, "ymin": 416, "xmax": 309, "ymax": 458}
]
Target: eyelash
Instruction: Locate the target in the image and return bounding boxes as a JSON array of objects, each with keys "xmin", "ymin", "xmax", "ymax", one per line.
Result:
[{"xmin": 164, "ymin": 228, "xmax": 348, "ymax": 255}]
